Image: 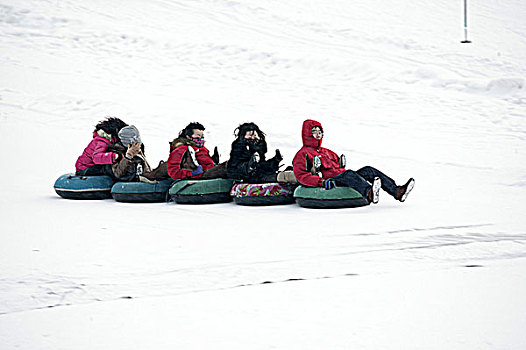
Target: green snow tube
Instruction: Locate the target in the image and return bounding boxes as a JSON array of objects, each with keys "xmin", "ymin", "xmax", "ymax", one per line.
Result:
[
  {"xmin": 54, "ymin": 173, "xmax": 114, "ymax": 200},
  {"xmin": 168, "ymin": 178, "xmax": 235, "ymax": 204},
  {"xmin": 294, "ymin": 185, "xmax": 369, "ymax": 209},
  {"xmin": 111, "ymin": 179, "xmax": 174, "ymax": 203}
]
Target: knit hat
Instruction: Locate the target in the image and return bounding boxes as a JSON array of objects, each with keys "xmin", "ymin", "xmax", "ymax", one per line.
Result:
[{"xmin": 118, "ymin": 125, "xmax": 141, "ymax": 146}]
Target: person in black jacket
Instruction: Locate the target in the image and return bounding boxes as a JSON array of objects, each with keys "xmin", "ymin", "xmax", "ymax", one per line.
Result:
[{"xmin": 227, "ymin": 122, "xmax": 296, "ymax": 183}]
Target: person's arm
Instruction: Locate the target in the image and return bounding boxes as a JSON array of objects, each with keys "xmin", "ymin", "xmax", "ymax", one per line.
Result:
[
  {"xmin": 167, "ymin": 145, "xmax": 193, "ymax": 179},
  {"xmin": 92, "ymin": 141, "xmax": 117, "ymax": 165},
  {"xmin": 196, "ymin": 147, "xmax": 215, "ymax": 171},
  {"xmin": 227, "ymin": 142, "xmax": 252, "ymax": 179},
  {"xmin": 292, "ymin": 149, "xmax": 323, "ymax": 187}
]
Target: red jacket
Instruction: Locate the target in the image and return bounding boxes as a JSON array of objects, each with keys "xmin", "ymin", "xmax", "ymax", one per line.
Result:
[
  {"xmin": 292, "ymin": 119, "xmax": 345, "ymax": 187},
  {"xmin": 167, "ymin": 142, "xmax": 215, "ymax": 180}
]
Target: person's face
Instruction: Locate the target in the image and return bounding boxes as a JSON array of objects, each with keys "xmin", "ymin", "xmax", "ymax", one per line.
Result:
[
  {"xmin": 311, "ymin": 126, "xmax": 323, "ymax": 140},
  {"xmin": 188, "ymin": 129, "xmax": 204, "ymax": 140},
  {"xmin": 188, "ymin": 129, "xmax": 205, "ymax": 146},
  {"xmin": 244, "ymin": 130, "xmax": 259, "ymax": 142}
]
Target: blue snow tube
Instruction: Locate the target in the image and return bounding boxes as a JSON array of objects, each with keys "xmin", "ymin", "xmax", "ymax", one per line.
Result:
[
  {"xmin": 111, "ymin": 179, "xmax": 175, "ymax": 203},
  {"xmin": 54, "ymin": 173, "xmax": 114, "ymax": 200},
  {"xmin": 168, "ymin": 178, "xmax": 235, "ymax": 204},
  {"xmin": 294, "ymin": 185, "xmax": 369, "ymax": 209}
]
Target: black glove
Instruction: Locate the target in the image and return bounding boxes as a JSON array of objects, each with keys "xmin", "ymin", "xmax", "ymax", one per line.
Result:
[{"xmin": 322, "ymin": 178, "xmax": 335, "ymax": 190}]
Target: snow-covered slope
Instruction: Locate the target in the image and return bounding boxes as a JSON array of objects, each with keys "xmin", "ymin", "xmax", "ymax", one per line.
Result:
[{"xmin": 1, "ymin": 0, "xmax": 525, "ymax": 349}]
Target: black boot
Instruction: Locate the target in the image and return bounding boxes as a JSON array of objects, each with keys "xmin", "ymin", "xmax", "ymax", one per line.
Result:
[
  {"xmin": 396, "ymin": 178, "xmax": 415, "ymax": 202},
  {"xmin": 211, "ymin": 146, "xmax": 220, "ymax": 165},
  {"xmin": 268, "ymin": 149, "xmax": 283, "ymax": 171}
]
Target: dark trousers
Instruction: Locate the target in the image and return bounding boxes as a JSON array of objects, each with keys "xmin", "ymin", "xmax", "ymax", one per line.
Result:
[
  {"xmin": 334, "ymin": 166, "xmax": 398, "ymax": 198},
  {"xmin": 76, "ymin": 163, "xmax": 138, "ymax": 182},
  {"xmin": 76, "ymin": 164, "xmax": 114, "ymax": 177}
]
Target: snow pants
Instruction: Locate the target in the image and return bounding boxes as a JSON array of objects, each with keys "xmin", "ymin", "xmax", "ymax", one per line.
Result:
[{"xmin": 334, "ymin": 166, "xmax": 398, "ymax": 199}]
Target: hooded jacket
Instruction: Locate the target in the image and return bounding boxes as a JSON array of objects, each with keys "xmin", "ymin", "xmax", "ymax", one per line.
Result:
[
  {"xmin": 292, "ymin": 119, "xmax": 345, "ymax": 187},
  {"xmin": 75, "ymin": 130, "xmax": 118, "ymax": 172},
  {"xmin": 166, "ymin": 137, "xmax": 215, "ymax": 179}
]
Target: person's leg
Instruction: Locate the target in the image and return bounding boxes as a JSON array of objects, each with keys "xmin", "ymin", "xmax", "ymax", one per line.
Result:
[
  {"xmin": 76, "ymin": 165, "xmax": 107, "ymax": 176},
  {"xmin": 356, "ymin": 166, "xmax": 398, "ymax": 197},
  {"xmin": 141, "ymin": 160, "xmax": 169, "ymax": 181},
  {"xmin": 334, "ymin": 170, "xmax": 371, "ymax": 198},
  {"xmin": 199, "ymin": 161, "xmax": 228, "ymax": 179}
]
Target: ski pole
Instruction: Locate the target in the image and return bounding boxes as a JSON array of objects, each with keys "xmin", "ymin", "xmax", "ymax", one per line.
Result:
[{"xmin": 461, "ymin": 0, "xmax": 471, "ymax": 43}]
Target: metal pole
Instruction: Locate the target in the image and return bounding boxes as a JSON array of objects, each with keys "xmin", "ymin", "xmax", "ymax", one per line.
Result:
[{"xmin": 461, "ymin": 0, "xmax": 471, "ymax": 43}]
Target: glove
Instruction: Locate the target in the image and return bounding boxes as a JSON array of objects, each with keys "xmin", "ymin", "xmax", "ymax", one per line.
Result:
[
  {"xmin": 339, "ymin": 154, "xmax": 346, "ymax": 169},
  {"xmin": 126, "ymin": 141, "xmax": 141, "ymax": 159},
  {"xmin": 322, "ymin": 178, "xmax": 335, "ymax": 190},
  {"xmin": 191, "ymin": 165, "xmax": 203, "ymax": 176}
]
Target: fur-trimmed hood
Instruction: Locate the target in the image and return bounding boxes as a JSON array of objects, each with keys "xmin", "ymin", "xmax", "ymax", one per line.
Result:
[{"xmin": 169, "ymin": 137, "xmax": 200, "ymax": 152}]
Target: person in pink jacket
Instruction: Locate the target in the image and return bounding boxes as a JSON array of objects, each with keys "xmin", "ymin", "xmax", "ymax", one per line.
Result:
[
  {"xmin": 75, "ymin": 117, "xmax": 129, "ymax": 176},
  {"xmin": 292, "ymin": 119, "xmax": 414, "ymax": 204}
]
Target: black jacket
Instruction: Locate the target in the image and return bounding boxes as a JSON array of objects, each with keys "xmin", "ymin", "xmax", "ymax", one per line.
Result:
[{"xmin": 227, "ymin": 139, "xmax": 278, "ymax": 182}]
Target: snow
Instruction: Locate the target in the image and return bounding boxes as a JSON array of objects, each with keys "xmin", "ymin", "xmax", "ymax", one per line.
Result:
[{"xmin": 1, "ymin": 0, "xmax": 526, "ymax": 349}]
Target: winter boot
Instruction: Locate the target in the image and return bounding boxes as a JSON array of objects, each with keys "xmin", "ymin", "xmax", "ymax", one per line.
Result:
[
  {"xmin": 276, "ymin": 170, "xmax": 297, "ymax": 183},
  {"xmin": 268, "ymin": 149, "xmax": 283, "ymax": 171},
  {"xmin": 211, "ymin": 146, "xmax": 220, "ymax": 165},
  {"xmin": 141, "ymin": 160, "xmax": 170, "ymax": 181},
  {"xmin": 368, "ymin": 176, "xmax": 381, "ymax": 204},
  {"xmin": 396, "ymin": 178, "xmax": 415, "ymax": 202}
]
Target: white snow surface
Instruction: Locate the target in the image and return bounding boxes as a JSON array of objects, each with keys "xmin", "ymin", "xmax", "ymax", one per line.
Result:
[{"xmin": 1, "ymin": 0, "xmax": 526, "ymax": 349}]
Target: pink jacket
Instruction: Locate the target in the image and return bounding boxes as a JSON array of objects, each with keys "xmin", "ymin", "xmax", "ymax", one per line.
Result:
[{"xmin": 75, "ymin": 132, "xmax": 118, "ymax": 171}]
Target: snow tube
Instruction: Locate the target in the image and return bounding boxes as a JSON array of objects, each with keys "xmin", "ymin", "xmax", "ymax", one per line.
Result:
[
  {"xmin": 168, "ymin": 178, "xmax": 235, "ymax": 204},
  {"xmin": 111, "ymin": 179, "xmax": 174, "ymax": 203},
  {"xmin": 294, "ymin": 185, "xmax": 369, "ymax": 209},
  {"xmin": 230, "ymin": 183, "xmax": 296, "ymax": 206},
  {"xmin": 54, "ymin": 173, "xmax": 114, "ymax": 200}
]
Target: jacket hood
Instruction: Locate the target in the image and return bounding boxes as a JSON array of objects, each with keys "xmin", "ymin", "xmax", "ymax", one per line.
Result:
[
  {"xmin": 301, "ymin": 119, "xmax": 323, "ymax": 148},
  {"xmin": 94, "ymin": 130, "xmax": 114, "ymax": 143},
  {"xmin": 170, "ymin": 137, "xmax": 200, "ymax": 152}
]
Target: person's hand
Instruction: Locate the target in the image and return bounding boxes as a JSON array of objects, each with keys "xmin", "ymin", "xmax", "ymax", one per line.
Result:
[
  {"xmin": 126, "ymin": 141, "xmax": 141, "ymax": 159},
  {"xmin": 322, "ymin": 178, "xmax": 335, "ymax": 190},
  {"xmin": 191, "ymin": 165, "xmax": 203, "ymax": 176},
  {"xmin": 248, "ymin": 152, "xmax": 260, "ymax": 173}
]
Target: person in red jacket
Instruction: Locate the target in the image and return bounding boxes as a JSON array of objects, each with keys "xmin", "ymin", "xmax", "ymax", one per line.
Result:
[
  {"xmin": 292, "ymin": 119, "xmax": 414, "ymax": 204},
  {"xmin": 166, "ymin": 122, "xmax": 227, "ymax": 180}
]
